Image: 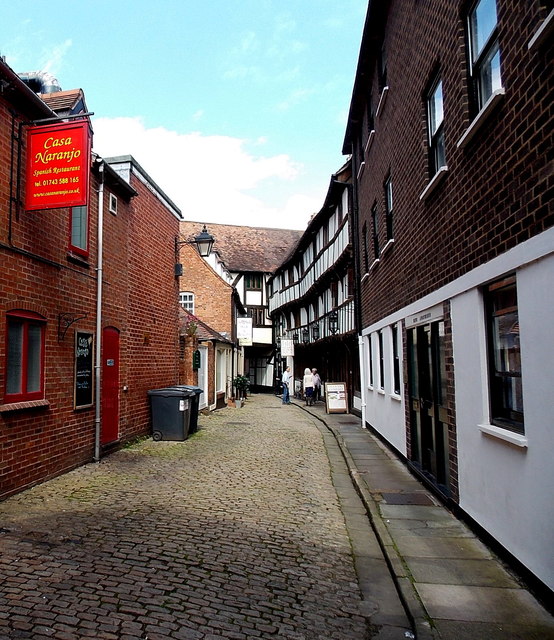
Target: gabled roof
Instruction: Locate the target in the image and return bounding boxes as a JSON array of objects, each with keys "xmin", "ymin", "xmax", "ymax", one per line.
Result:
[
  {"xmin": 40, "ymin": 88, "xmax": 88, "ymax": 117},
  {"xmin": 180, "ymin": 221, "xmax": 303, "ymax": 273},
  {"xmin": 179, "ymin": 308, "xmax": 232, "ymax": 343}
]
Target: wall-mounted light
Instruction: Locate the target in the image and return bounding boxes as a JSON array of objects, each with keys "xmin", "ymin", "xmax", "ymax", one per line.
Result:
[
  {"xmin": 293, "ymin": 332, "xmax": 299, "ymax": 344},
  {"xmin": 175, "ymin": 224, "xmax": 215, "ymax": 276},
  {"xmin": 302, "ymin": 327, "xmax": 309, "ymax": 344},
  {"xmin": 312, "ymin": 324, "xmax": 320, "ymax": 341},
  {"xmin": 328, "ymin": 310, "xmax": 339, "ymax": 335}
]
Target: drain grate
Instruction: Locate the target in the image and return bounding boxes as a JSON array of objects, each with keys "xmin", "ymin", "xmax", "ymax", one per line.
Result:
[{"xmin": 381, "ymin": 492, "xmax": 435, "ymax": 505}]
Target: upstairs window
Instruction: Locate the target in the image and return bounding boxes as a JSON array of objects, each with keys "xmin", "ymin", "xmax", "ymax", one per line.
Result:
[
  {"xmin": 371, "ymin": 203, "xmax": 380, "ymax": 259},
  {"xmin": 5, "ymin": 310, "xmax": 46, "ymax": 402},
  {"xmin": 378, "ymin": 42, "xmax": 388, "ymax": 92},
  {"xmin": 362, "ymin": 223, "xmax": 369, "ymax": 273},
  {"xmin": 367, "ymin": 95, "xmax": 375, "ymax": 133},
  {"xmin": 245, "ymin": 274, "xmax": 262, "ymax": 290},
  {"xmin": 485, "ymin": 275, "xmax": 523, "ymax": 433},
  {"xmin": 384, "ymin": 176, "xmax": 393, "ymax": 242},
  {"xmin": 468, "ymin": 0, "xmax": 502, "ymax": 109},
  {"xmin": 70, "ymin": 206, "xmax": 89, "ymax": 256},
  {"xmin": 179, "ymin": 292, "xmax": 194, "ymax": 313},
  {"xmin": 427, "ymin": 78, "xmax": 446, "ymax": 175}
]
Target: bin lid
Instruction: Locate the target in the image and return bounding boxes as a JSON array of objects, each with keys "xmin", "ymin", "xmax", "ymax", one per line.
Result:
[
  {"xmin": 147, "ymin": 387, "xmax": 195, "ymax": 397},
  {"xmin": 177, "ymin": 385, "xmax": 203, "ymax": 395}
]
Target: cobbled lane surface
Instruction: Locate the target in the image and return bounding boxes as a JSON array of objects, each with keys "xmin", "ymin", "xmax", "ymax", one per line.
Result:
[{"xmin": 0, "ymin": 395, "xmax": 370, "ymax": 639}]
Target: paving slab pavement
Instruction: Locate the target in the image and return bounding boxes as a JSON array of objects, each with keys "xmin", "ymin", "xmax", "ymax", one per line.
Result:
[
  {"xmin": 290, "ymin": 396, "xmax": 554, "ymax": 640},
  {"xmin": 0, "ymin": 394, "xmax": 411, "ymax": 640}
]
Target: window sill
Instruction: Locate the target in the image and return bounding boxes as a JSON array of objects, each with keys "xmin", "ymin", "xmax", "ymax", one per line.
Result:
[
  {"xmin": 67, "ymin": 252, "xmax": 90, "ymax": 268},
  {"xmin": 357, "ymin": 161, "xmax": 366, "ymax": 180},
  {"xmin": 391, "ymin": 392, "xmax": 402, "ymax": 402},
  {"xmin": 420, "ymin": 166, "xmax": 448, "ymax": 201},
  {"xmin": 361, "ymin": 272, "xmax": 370, "ymax": 283},
  {"xmin": 0, "ymin": 399, "xmax": 50, "ymax": 413},
  {"xmin": 365, "ymin": 130, "xmax": 375, "ymax": 154},
  {"xmin": 369, "ymin": 258, "xmax": 380, "ymax": 272},
  {"xmin": 376, "ymin": 86, "xmax": 389, "ymax": 118},
  {"xmin": 457, "ymin": 88, "xmax": 505, "ymax": 150},
  {"xmin": 528, "ymin": 8, "xmax": 554, "ymax": 51},
  {"xmin": 478, "ymin": 423, "xmax": 528, "ymax": 448},
  {"xmin": 381, "ymin": 238, "xmax": 394, "ymax": 257},
  {"xmin": 377, "ymin": 388, "xmax": 386, "ymax": 396}
]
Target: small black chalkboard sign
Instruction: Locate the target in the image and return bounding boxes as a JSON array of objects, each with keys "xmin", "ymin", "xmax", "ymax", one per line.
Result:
[{"xmin": 74, "ymin": 331, "xmax": 94, "ymax": 409}]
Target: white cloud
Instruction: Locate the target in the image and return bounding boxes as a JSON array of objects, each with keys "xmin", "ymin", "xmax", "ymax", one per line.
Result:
[
  {"xmin": 92, "ymin": 116, "xmax": 315, "ymax": 230},
  {"xmin": 42, "ymin": 38, "xmax": 72, "ymax": 74}
]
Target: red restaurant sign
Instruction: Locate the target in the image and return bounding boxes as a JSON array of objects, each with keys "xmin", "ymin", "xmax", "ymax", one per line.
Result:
[{"xmin": 25, "ymin": 120, "xmax": 91, "ymax": 211}]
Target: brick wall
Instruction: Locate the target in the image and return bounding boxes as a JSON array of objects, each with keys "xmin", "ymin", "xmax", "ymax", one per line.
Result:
[
  {"xmin": 351, "ymin": 0, "xmax": 553, "ymax": 327},
  {"xmin": 177, "ymin": 243, "xmax": 234, "ymax": 335},
  {"xmin": 0, "ymin": 92, "xmax": 181, "ymax": 498}
]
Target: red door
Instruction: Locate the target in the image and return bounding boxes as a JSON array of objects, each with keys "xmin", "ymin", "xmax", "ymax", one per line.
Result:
[{"xmin": 101, "ymin": 327, "xmax": 120, "ymax": 445}]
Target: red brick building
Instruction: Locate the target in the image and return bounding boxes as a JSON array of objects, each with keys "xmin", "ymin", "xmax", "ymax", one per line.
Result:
[
  {"xmin": 343, "ymin": 1, "xmax": 553, "ymax": 594},
  {"xmin": 0, "ymin": 63, "xmax": 181, "ymax": 499}
]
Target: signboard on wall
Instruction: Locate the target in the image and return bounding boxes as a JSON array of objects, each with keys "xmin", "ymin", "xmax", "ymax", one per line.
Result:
[
  {"xmin": 25, "ymin": 120, "xmax": 91, "ymax": 211},
  {"xmin": 280, "ymin": 338, "xmax": 294, "ymax": 357},
  {"xmin": 74, "ymin": 331, "xmax": 94, "ymax": 409},
  {"xmin": 325, "ymin": 382, "xmax": 348, "ymax": 414},
  {"xmin": 237, "ymin": 317, "xmax": 253, "ymax": 346}
]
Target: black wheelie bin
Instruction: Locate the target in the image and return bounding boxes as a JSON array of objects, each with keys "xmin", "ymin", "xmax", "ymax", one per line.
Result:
[{"xmin": 147, "ymin": 387, "xmax": 195, "ymax": 441}]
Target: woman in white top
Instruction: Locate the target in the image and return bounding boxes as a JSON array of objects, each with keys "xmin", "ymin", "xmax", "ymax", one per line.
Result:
[{"xmin": 302, "ymin": 367, "xmax": 314, "ymax": 406}]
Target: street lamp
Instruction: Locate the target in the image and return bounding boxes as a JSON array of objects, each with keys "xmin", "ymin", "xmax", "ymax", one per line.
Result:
[
  {"xmin": 328, "ymin": 310, "xmax": 339, "ymax": 335},
  {"xmin": 312, "ymin": 324, "xmax": 320, "ymax": 341},
  {"xmin": 302, "ymin": 327, "xmax": 309, "ymax": 344},
  {"xmin": 175, "ymin": 224, "xmax": 215, "ymax": 276}
]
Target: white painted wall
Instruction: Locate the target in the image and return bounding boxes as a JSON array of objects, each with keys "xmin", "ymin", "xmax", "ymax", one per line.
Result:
[
  {"xmin": 362, "ymin": 331, "xmax": 407, "ymax": 455},
  {"xmin": 451, "ymin": 252, "xmax": 554, "ymax": 591}
]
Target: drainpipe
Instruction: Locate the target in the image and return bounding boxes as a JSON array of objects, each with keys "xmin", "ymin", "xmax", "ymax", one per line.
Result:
[
  {"xmin": 358, "ymin": 335, "xmax": 367, "ymax": 428},
  {"xmin": 94, "ymin": 161, "xmax": 105, "ymax": 462}
]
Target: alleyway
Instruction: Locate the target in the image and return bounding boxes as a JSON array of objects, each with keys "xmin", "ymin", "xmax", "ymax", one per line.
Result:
[{"xmin": 0, "ymin": 395, "xmax": 396, "ymax": 640}]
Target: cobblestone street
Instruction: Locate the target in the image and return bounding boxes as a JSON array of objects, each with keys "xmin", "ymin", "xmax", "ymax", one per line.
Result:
[{"xmin": 0, "ymin": 395, "xmax": 376, "ymax": 640}]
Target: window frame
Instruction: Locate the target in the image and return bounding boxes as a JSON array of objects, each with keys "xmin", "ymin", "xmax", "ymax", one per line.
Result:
[
  {"xmin": 427, "ymin": 77, "xmax": 446, "ymax": 176},
  {"xmin": 467, "ymin": 0, "xmax": 502, "ymax": 110},
  {"xmin": 384, "ymin": 175, "xmax": 393, "ymax": 242},
  {"xmin": 484, "ymin": 275, "xmax": 524, "ymax": 433},
  {"xmin": 371, "ymin": 203, "xmax": 380, "ymax": 259},
  {"xmin": 69, "ymin": 205, "xmax": 89, "ymax": 257},
  {"xmin": 179, "ymin": 291, "xmax": 195, "ymax": 314},
  {"xmin": 4, "ymin": 310, "xmax": 46, "ymax": 403},
  {"xmin": 245, "ymin": 274, "xmax": 263, "ymax": 290}
]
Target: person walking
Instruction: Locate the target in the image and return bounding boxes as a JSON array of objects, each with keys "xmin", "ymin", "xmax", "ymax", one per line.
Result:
[
  {"xmin": 281, "ymin": 366, "xmax": 292, "ymax": 405},
  {"xmin": 303, "ymin": 367, "xmax": 314, "ymax": 406},
  {"xmin": 312, "ymin": 368, "xmax": 322, "ymax": 403}
]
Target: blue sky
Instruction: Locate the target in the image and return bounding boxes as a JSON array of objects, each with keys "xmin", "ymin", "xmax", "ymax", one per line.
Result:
[{"xmin": 1, "ymin": 1, "xmax": 366, "ymax": 229}]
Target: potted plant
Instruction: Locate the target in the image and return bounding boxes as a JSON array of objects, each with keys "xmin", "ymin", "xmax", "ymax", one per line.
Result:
[{"xmin": 233, "ymin": 374, "xmax": 250, "ymax": 400}]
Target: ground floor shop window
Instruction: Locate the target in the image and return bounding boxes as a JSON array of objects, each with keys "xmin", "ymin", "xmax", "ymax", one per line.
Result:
[
  {"xmin": 485, "ymin": 275, "xmax": 524, "ymax": 433},
  {"xmin": 5, "ymin": 310, "xmax": 46, "ymax": 402}
]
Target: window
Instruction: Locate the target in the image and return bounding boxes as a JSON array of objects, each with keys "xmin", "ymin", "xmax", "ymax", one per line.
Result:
[
  {"xmin": 368, "ymin": 336, "xmax": 374, "ymax": 387},
  {"xmin": 371, "ymin": 203, "xmax": 380, "ymax": 259},
  {"xmin": 384, "ymin": 176, "xmax": 393, "ymax": 241},
  {"xmin": 362, "ymin": 223, "xmax": 370, "ymax": 273},
  {"xmin": 378, "ymin": 42, "xmax": 387, "ymax": 91},
  {"xmin": 245, "ymin": 274, "xmax": 262, "ymax": 290},
  {"xmin": 378, "ymin": 330, "xmax": 385, "ymax": 390},
  {"xmin": 5, "ymin": 310, "xmax": 46, "ymax": 402},
  {"xmin": 108, "ymin": 193, "xmax": 118, "ymax": 214},
  {"xmin": 485, "ymin": 276, "xmax": 523, "ymax": 433},
  {"xmin": 179, "ymin": 292, "xmax": 194, "ymax": 313},
  {"xmin": 468, "ymin": 0, "xmax": 502, "ymax": 109},
  {"xmin": 392, "ymin": 324, "xmax": 401, "ymax": 395},
  {"xmin": 367, "ymin": 95, "xmax": 375, "ymax": 134},
  {"xmin": 70, "ymin": 206, "xmax": 88, "ymax": 255},
  {"xmin": 248, "ymin": 307, "xmax": 266, "ymax": 327},
  {"xmin": 427, "ymin": 78, "xmax": 446, "ymax": 175}
]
